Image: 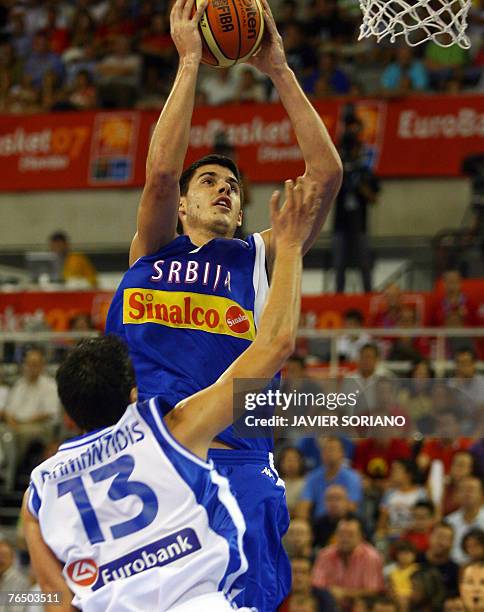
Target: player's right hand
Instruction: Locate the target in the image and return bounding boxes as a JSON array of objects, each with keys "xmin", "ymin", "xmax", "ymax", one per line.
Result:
[
  {"xmin": 270, "ymin": 177, "xmax": 321, "ymax": 251},
  {"xmin": 170, "ymin": 0, "xmax": 208, "ymax": 64}
]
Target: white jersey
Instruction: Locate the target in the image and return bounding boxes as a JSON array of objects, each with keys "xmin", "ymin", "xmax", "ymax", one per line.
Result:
[{"xmin": 28, "ymin": 398, "xmax": 248, "ymax": 611}]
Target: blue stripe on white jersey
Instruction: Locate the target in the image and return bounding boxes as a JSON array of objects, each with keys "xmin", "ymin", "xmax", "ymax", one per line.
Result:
[{"xmin": 138, "ymin": 397, "xmax": 248, "ymax": 600}]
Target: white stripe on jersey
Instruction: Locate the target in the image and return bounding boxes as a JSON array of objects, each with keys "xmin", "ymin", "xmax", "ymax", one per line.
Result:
[{"xmin": 252, "ymin": 233, "xmax": 269, "ymax": 330}]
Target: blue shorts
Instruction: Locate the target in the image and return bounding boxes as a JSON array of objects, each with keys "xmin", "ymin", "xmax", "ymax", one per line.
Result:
[{"xmin": 208, "ymin": 449, "xmax": 291, "ymax": 612}]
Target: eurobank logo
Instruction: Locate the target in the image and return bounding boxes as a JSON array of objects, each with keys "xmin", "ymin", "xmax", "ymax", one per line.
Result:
[
  {"xmin": 92, "ymin": 528, "xmax": 201, "ymax": 591},
  {"xmin": 123, "ymin": 289, "xmax": 256, "ymax": 340}
]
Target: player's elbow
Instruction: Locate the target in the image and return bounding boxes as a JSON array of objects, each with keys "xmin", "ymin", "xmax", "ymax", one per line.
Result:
[
  {"xmin": 273, "ymin": 333, "xmax": 297, "ymax": 363},
  {"xmin": 144, "ymin": 168, "xmax": 179, "ymax": 198}
]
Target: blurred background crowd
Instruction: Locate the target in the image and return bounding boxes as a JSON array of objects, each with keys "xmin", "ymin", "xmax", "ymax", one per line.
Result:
[{"xmin": 0, "ymin": 0, "xmax": 483, "ymax": 114}]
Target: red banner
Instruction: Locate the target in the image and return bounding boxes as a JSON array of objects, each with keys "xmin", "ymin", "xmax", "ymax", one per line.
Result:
[
  {"xmin": 0, "ymin": 96, "xmax": 482, "ymax": 190},
  {"xmin": 2, "ymin": 281, "xmax": 484, "ymax": 332}
]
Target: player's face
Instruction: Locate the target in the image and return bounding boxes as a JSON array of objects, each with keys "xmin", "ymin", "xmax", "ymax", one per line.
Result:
[
  {"xmin": 460, "ymin": 565, "xmax": 484, "ymax": 611},
  {"xmin": 179, "ymin": 165, "xmax": 242, "ymax": 238}
]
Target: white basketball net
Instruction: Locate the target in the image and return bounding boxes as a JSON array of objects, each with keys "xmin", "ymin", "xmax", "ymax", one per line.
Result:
[{"xmin": 358, "ymin": 0, "xmax": 472, "ymax": 48}]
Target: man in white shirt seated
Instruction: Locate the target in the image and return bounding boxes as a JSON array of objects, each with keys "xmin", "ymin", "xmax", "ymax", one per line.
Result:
[{"xmin": 2, "ymin": 348, "xmax": 60, "ymax": 472}]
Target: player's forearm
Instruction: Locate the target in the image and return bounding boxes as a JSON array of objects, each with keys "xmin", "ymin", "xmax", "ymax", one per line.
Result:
[
  {"xmin": 145, "ymin": 59, "xmax": 199, "ymax": 181},
  {"xmin": 254, "ymin": 244, "xmax": 301, "ymax": 367},
  {"xmin": 272, "ymin": 65, "xmax": 342, "ymax": 185}
]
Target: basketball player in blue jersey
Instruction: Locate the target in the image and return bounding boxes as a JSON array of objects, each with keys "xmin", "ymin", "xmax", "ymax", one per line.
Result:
[
  {"xmin": 23, "ymin": 181, "xmax": 315, "ymax": 612},
  {"xmin": 106, "ymin": 0, "xmax": 342, "ymax": 609}
]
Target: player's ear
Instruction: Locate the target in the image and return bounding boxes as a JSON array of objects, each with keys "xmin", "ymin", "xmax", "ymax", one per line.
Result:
[
  {"xmin": 179, "ymin": 197, "xmax": 187, "ymax": 221},
  {"xmin": 130, "ymin": 387, "xmax": 138, "ymax": 403},
  {"xmin": 237, "ymin": 208, "xmax": 243, "ymax": 227}
]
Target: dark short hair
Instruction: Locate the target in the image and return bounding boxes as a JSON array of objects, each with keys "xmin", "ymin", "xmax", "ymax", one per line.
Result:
[
  {"xmin": 393, "ymin": 458, "xmax": 419, "ymax": 483},
  {"xmin": 337, "ymin": 515, "xmax": 365, "ymax": 535},
  {"xmin": 56, "ymin": 335, "xmax": 136, "ymax": 432},
  {"xmin": 455, "ymin": 347, "xmax": 477, "ymax": 361},
  {"xmin": 461, "ymin": 528, "xmax": 484, "ymax": 553},
  {"xmin": 344, "ymin": 308, "xmax": 364, "ymax": 324},
  {"xmin": 360, "ymin": 342, "xmax": 379, "ymax": 357},
  {"xmin": 433, "ymin": 521, "xmax": 454, "ymax": 535},
  {"xmin": 413, "ymin": 499, "xmax": 436, "ymax": 515},
  {"xmin": 179, "ymin": 154, "xmax": 242, "ymax": 198},
  {"xmin": 49, "ymin": 230, "xmax": 68, "ymax": 243},
  {"xmin": 394, "ymin": 539, "xmax": 417, "ymax": 556}
]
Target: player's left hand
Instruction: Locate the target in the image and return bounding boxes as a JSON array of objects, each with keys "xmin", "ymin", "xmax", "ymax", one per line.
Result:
[
  {"xmin": 244, "ymin": 0, "xmax": 288, "ymax": 77},
  {"xmin": 270, "ymin": 177, "xmax": 321, "ymax": 251}
]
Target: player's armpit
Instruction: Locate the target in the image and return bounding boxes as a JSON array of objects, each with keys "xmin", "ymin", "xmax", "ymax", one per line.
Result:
[{"xmin": 21, "ymin": 492, "xmax": 76, "ymax": 612}]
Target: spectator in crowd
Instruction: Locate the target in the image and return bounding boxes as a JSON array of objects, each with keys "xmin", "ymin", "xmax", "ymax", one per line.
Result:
[
  {"xmin": 284, "ymin": 518, "xmax": 314, "ymax": 559},
  {"xmin": 470, "ymin": 438, "xmax": 484, "ymax": 479},
  {"xmin": 441, "ymin": 451, "xmax": 476, "ymax": 517},
  {"xmin": 450, "ymin": 348, "xmax": 484, "ymax": 415},
  {"xmin": 305, "ymin": 0, "xmax": 355, "ymax": 43},
  {"xmin": 277, "ymin": 447, "xmax": 307, "ymax": 515},
  {"xmin": 419, "ymin": 522, "xmax": 460, "ymax": 597},
  {"xmin": 281, "ymin": 558, "xmax": 337, "ymax": 612},
  {"xmin": 446, "ymin": 477, "xmax": 484, "ymax": 565},
  {"xmin": 67, "ymin": 8, "xmax": 96, "ymax": 52},
  {"xmin": 347, "ymin": 343, "xmax": 388, "ymax": 409},
  {"xmin": 397, "ymin": 359, "xmax": 435, "ymax": 432},
  {"xmin": 2, "ymin": 348, "xmax": 59, "ymax": 473},
  {"xmin": 433, "ymin": 269, "xmax": 474, "ymax": 327},
  {"xmin": 403, "ymin": 500, "xmax": 436, "ymax": 554},
  {"xmin": 409, "ymin": 566, "xmax": 447, "ymax": 611},
  {"xmin": 281, "ymin": 22, "xmax": 318, "ymax": 82},
  {"xmin": 462, "ymin": 529, "xmax": 484, "ymax": 563},
  {"xmin": 138, "ymin": 12, "xmax": 176, "ymax": 74},
  {"xmin": 6, "ymin": 9, "xmax": 31, "ymax": 60},
  {"xmin": 387, "ymin": 540, "xmax": 420, "ymax": 610},
  {"xmin": 63, "ymin": 43, "xmax": 98, "ymax": 88},
  {"xmin": 425, "ymin": 36, "xmax": 470, "ymax": 90},
  {"xmin": 387, "ymin": 306, "xmax": 431, "ymax": 362},
  {"xmin": 380, "ymin": 46, "xmax": 429, "ymax": 96},
  {"xmin": 199, "ymin": 68, "xmax": 238, "ymax": 105},
  {"xmin": 336, "ymin": 309, "xmax": 372, "ymax": 363},
  {"xmin": 332, "ymin": 132, "xmax": 379, "ymax": 293},
  {"xmin": 417, "ymin": 406, "xmax": 473, "ymax": 474},
  {"xmin": 43, "ymin": 4, "xmax": 70, "ymax": 54},
  {"xmin": 304, "ymin": 50, "xmax": 351, "ymax": 96},
  {"xmin": 370, "ymin": 283, "xmax": 405, "ymax": 328},
  {"xmin": 296, "ymin": 437, "xmax": 362, "ymax": 521},
  {"xmin": 312, "ymin": 517, "xmax": 384, "ymax": 609},
  {"xmin": 377, "ymin": 459, "xmax": 427, "ymax": 541},
  {"xmin": 48, "ymin": 231, "xmax": 97, "ymax": 287},
  {"xmin": 353, "ymin": 436, "xmax": 412, "ymax": 482},
  {"xmin": 0, "ymin": 536, "xmax": 30, "ymax": 598},
  {"xmin": 459, "ymin": 560, "xmax": 484, "ymax": 612},
  {"xmin": 62, "ymin": 69, "xmax": 97, "ymax": 110},
  {"xmin": 96, "ymin": 35, "xmax": 141, "ymax": 108},
  {"xmin": 312, "ymin": 485, "xmax": 354, "ymax": 548},
  {"xmin": 23, "ymin": 31, "xmax": 64, "ymax": 90}
]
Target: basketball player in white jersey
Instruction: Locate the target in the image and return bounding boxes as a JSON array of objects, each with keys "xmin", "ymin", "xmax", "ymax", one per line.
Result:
[{"xmin": 22, "ymin": 180, "xmax": 318, "ymax": 612}]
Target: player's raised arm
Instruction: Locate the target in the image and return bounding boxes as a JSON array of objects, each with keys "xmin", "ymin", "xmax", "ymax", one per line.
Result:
[
  {"xmin": 166, "ymin": 178, "xmax": 320, "ymax": 457},
  {"xmin": 129, "ymin": 0, "xmax": 208, "ymax": 265},
  {"xmin": 246, "ymin": 0, "xmax": 343, "ymax": 269}
]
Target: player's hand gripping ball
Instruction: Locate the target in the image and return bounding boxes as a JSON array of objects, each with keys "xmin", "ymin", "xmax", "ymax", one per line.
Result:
[{"xmin": 194, "ymin": 0, "xmax": 264, "ymax": 67}]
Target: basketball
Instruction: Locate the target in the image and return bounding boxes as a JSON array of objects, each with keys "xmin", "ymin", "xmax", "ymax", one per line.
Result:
[{"xmin": 195, "ymin": 0, "xmax": 265, "ymax": 67}]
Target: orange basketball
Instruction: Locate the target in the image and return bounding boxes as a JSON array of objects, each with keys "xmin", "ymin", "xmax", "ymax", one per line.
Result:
[{"xmin": 195, "ymin": 0, "xmax": 264, "ymax": 67}]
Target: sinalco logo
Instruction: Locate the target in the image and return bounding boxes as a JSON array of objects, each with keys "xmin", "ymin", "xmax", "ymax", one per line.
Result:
[
  {"xmin": 67, "ymin": 559, "xmax": 99, "ymax": 587},
  {"xmin": 225, "ymin": 305, "xmax": 250, "ymax": 334}
]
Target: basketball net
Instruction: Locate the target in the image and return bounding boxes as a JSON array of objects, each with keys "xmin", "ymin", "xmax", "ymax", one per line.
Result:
[{"xmin": 358, "ymin": 0, "xmax": 472, "ymax": 48}]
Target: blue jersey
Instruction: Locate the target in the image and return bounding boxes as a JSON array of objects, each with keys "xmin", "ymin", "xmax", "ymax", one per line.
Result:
[
  {"xmin": 106, "ymin": 233, "xmax": 272, "ymax": 451},
  {"xmin": 28, "ymin": 398, "xmax": 248, "ymax": 612}
]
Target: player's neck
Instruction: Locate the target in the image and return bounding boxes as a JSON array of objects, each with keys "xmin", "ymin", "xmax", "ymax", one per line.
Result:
[{"xmin": 185, "ymin": 227, "xmax": 232, "ymax": 247}]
